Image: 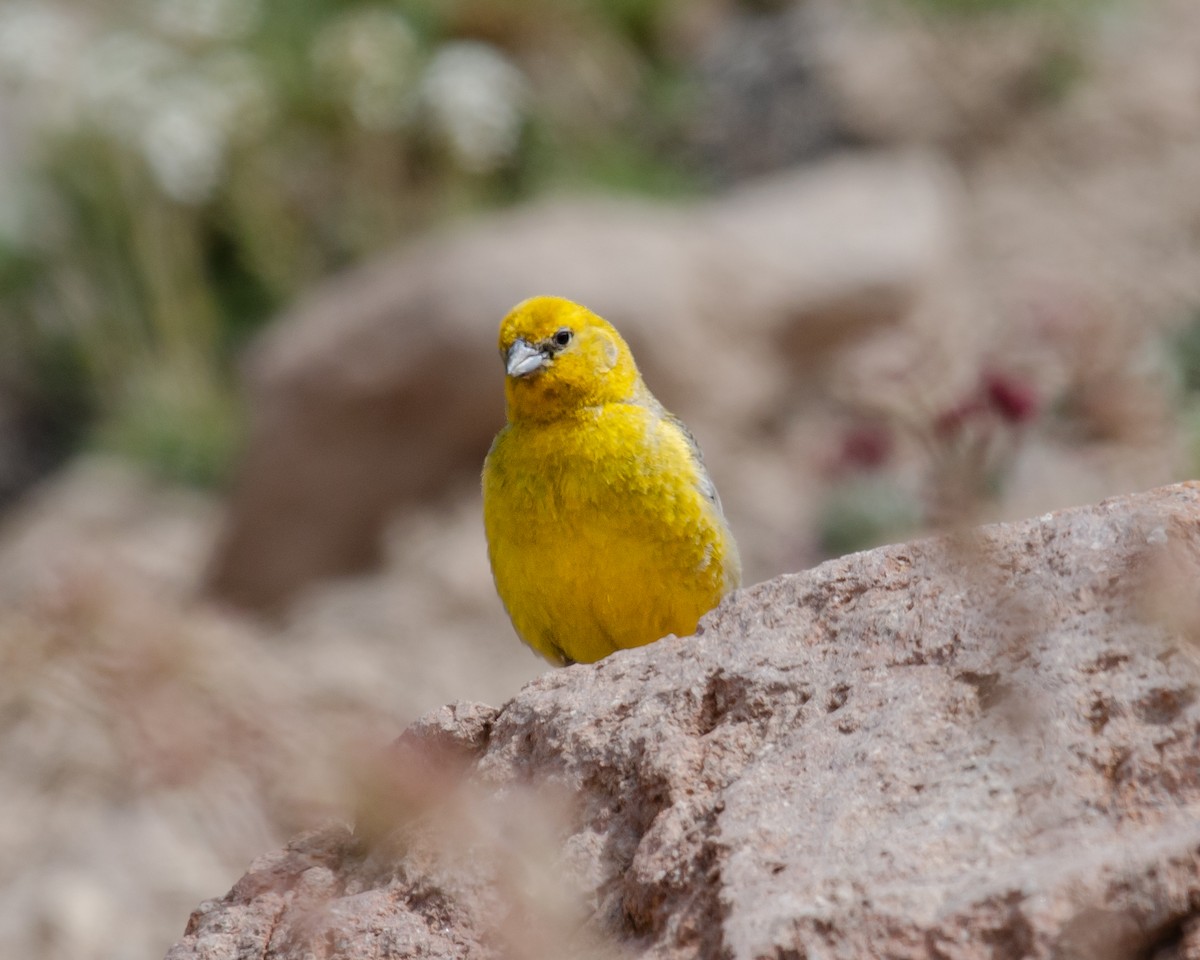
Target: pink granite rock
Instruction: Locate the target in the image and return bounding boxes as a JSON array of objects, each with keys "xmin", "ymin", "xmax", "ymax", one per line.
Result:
[{"xmin": 171, "ymin": 483, "xmax": 1200, "ymax": 959}]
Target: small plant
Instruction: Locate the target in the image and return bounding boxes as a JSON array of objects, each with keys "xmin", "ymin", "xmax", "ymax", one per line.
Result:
[{"xmin": 819, "ymin": 475, "xmax": 923, "ymax": 557}]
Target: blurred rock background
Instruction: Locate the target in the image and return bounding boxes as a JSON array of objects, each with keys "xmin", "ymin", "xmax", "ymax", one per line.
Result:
[{"xmin": 2, "ymin": 0, "xmax": 1200, "ymax": 957}]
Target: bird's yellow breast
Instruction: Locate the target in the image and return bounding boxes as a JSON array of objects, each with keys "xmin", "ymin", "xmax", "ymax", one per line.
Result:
[{"xmin": 482, "ymin": 402, "xmax": 738, "ymax": 664}]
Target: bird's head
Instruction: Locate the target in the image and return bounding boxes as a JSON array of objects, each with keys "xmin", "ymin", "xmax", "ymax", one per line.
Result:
[{"xmin": 497, "ymin": 296, "xmax": 641, "ymax": 422}]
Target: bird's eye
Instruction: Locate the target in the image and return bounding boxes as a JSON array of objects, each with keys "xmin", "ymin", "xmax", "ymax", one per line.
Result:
[{"xmin": 553, "ymin": 328, "xmax": 573, "ymax": 348}]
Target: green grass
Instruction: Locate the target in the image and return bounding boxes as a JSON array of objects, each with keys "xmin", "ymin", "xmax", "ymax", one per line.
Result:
[
  {"xmin": 94, "ymin": 368, "xmax": 244, "ymax": 489},
  {"xmin": 818, "ymin": 477, "xmax": 923, "ymax": 557}
]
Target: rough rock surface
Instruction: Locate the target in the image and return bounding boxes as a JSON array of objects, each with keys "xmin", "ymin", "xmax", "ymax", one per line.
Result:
[{"xmin": 169, "ymin": 482, "xmax": 1200, "ymax": 959}]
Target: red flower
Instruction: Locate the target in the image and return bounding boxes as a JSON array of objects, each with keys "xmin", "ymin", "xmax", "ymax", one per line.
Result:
[{"xmin": 984, "ymin": 371, "xmax": 1039, "ymax": 424}]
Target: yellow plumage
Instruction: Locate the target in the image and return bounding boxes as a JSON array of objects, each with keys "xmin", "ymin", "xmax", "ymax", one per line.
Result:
[{"xmin": 482, "ymin": 295, "xmax": 741, "ymax": 665}]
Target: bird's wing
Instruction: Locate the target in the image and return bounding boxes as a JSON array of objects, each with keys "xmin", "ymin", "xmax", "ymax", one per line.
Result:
[{"xmin": 661, "ymin": 409, "xmax": 726, "ymax": 517}]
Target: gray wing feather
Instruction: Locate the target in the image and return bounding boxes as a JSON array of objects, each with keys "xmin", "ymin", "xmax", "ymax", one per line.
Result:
[{"xmin": 662, "ymin": 409, "xmax": 726, "ymax": 517}]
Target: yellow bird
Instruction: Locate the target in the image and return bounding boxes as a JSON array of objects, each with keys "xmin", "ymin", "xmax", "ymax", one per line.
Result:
[{"xmin": 482, "ymin": 295, "xmax": 741, "ymax": 665}]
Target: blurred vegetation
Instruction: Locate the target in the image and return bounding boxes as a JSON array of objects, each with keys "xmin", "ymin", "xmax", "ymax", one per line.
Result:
[
  {"xmin": 905, "ymin": 0, "xmax": 1113, "ymax": 15},
  {"xmin": 818, "ymin": 475, "xmax": 922, "ymax": 557},
  {"xmin": 0, "ymin": 0, "xmax": 705, "ymax": 490},
  {"xmin": 0, "ymin": 0, "xmax": 1154, "ymax": 499}
]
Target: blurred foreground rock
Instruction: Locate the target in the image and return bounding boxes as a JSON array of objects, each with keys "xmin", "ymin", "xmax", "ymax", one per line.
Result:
[
  {"xmin": 0, "ymin": 457, "xmax": 540, "ymax": 960},
  {"xmin": 171, "ymin": 482, "xmax": 1200, "ymax": 960},
  {"xmin": 207, "ymin": 150, "xmax": 964, "ymax": 611}
]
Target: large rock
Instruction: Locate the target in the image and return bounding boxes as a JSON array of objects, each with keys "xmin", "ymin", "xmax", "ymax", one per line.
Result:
[
  {"xmin": 205, "ymin": 151, "xmax": 964, "ymax": 611},
  {"xmin": 169, "ymin": 482, "xmax": 1200, "ymax": 959}
]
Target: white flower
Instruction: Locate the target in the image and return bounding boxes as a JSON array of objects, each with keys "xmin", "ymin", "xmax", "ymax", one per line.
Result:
[
  {"xmin": 419, "ymin": 41, "xmax": 528, "ymax": 174},
  {"xmin": 139, "ymin": 98, "xmax": 224, "ymax": 204},
  {"xmin": 312, "ymin": 8, "xmax": 419, "ymax": 130},
  {"xmin": 78, "ymin": 31, "xmax": 180, "ymax": 141},
  {"xmin": 155, "ymin": 0, "xmax": 262, "ymax": 42},
  {"xmin": 0, "ymin": 3, "xmax": 86, "ymax": 128},
  {"xmin": 0, "ymin": 3, "xmax": 81, "ymax": 90},
  {"xmin": 73, "ymin": 33, "xmax": 272, "ymax": 205},
  {"xmin": 138, "ymin": 55, "xmax": 272, "ymax": 204}
]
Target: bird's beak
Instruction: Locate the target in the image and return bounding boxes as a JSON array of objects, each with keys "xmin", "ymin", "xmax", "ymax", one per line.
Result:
[{"xmin": 505, "ymin": 338, "xmax": 548, "ymax": 378}]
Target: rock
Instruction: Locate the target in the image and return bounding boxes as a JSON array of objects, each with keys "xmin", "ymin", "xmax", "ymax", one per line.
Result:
[
  {"xmin": 206, "ymin": 151, "xmax": 963, "ymax": 611},
  {"xmin": 826, "ymin": 0, "xmax": 1200, "ymax": 331},
  {"xmin": 0, "ymin": 456, "xmax": 541, "ymax": 960},
  {"xmin": 689, "ymin": 1, "xmax": 852, "ymax": 181},
  {"xmin": 0, "ymin": 455, "xmax": 221, "ymax": 597},
  {"xmin": 169, "ymin": 482, "xmax": 1200, "ymax": 959}
]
